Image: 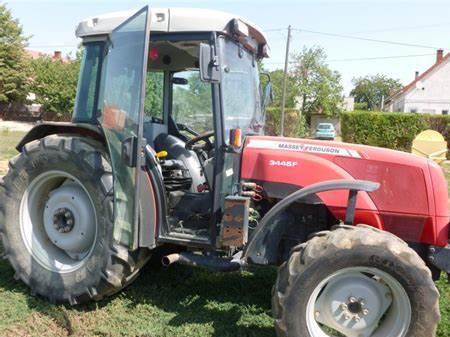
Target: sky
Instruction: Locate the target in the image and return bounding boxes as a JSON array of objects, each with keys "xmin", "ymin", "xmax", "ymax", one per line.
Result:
[{"xmin": 6, "ymin": 0, "xmax": 450, "ymax": 94}]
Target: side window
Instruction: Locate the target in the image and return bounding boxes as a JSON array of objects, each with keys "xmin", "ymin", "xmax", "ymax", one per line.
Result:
[
  {"xmin": 172, "ymin": 70, "xmax": 213, "ymax": 134},
  {"xmin": 144, "ymin": 71, "xmax": 164, "ymax": 122},
  {"xmin": 73, "ymin": 42, "xmax": 103, "ymax": 121}
]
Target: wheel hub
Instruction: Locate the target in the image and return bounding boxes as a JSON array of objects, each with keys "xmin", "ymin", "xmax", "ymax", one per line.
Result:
[
  {"xmin": 314, "ymin": 271, "xmax": 392, "ymax": 337},
  {"xmin": 43, "ymin": 182, "xmax": 96, "ymax": 260},
  {"xmin": 53, "ymin": 208, "xmax": 75, "ymax": 233}
]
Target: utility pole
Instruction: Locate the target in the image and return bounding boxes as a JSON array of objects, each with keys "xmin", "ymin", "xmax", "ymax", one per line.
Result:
[{"xmin": 280, "ymin": 25, "xmax": 292, "ymax": 136}]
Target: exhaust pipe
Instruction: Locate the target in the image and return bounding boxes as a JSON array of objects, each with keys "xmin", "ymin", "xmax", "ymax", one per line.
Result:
[{"xmin": 161, "ymin": 252, "xmax": 243, "ymax": 272}]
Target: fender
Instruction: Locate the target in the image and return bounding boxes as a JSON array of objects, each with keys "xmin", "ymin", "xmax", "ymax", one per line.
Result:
[
  {"xmin": 16, "ymin": 122, "xmax": 105, "ymax": 151},
  {"xmin": 243, "ymin": 179, "xmax": 380, "ymax": 265}
]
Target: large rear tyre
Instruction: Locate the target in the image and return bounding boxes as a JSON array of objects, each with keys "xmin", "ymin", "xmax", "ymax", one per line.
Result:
[
  {"xmin": 272, "ymin": 225, "xmax": 440, "ymax": 337},
  {"xmin": 0, "ymin": 135, "xmax": 151, "ymax": 305}
]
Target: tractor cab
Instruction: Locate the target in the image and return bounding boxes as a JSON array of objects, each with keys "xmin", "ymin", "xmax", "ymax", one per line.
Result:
[{"xmin": 73, "ymin": 7, "xmax": 270, "ymax": 248}]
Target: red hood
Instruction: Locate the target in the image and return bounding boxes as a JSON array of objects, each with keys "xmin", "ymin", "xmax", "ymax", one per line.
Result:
[
  {"xmin": 244, "ymin": 135, "xmax": 429, "ymax": 166},
  {"xmin": 241, "ymin": 135, "xmax": 449, "ymax": 246}
]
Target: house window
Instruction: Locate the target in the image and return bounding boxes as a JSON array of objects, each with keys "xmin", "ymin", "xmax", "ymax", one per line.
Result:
[
  {"xmin": 443, "ymin": 110, "xmax": 449, "ymax": 115},
  {"xmin": 410, "ymin": 108, "xmax": 417, "ymax": 113}
]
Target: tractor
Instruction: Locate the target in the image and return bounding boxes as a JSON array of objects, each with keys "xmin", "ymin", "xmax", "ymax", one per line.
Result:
[{"xmin": 0, "ymin": 6, "xmax": 449, "ymax": 337}]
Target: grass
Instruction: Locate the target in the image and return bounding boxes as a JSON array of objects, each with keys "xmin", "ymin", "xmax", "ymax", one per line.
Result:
[
  {"xmin": 0, "ymin": 135, "xmax": 449, "ymax": 337},
  {"xmin": 0, "ymin": 261, "xmax": 277, "ymax": 337},
  {"xmin": 0, "ymin": 130, "xmax": 25, "ymax": 176}
]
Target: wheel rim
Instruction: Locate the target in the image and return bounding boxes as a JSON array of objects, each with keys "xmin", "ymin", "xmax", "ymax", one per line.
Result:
[
  {"xmin": 20, "ymin": 170, "xmax": 97, "ymax": 273},
  {"xmin": 306, "ymin": 267, "xmax": 411, "ymax": 337}
]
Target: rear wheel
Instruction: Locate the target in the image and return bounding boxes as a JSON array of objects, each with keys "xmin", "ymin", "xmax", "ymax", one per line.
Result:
[
  {"xmin": 0, "ymin": 135, "xmax": 151, "ymax": 304},
  {"xmin": 272, "ymin": 225, "xmax": 440, "ymax": 337}
]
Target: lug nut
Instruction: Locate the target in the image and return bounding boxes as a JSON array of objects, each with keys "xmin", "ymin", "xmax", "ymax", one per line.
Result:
[
  {"xmin": 340, "ymin": 303, "xmax": 348, "ymax": 310},
  {"xmin": 344, "ymin": 314, "xmax": 351, "ymax": 320},
  {"xmin": 362, "ymin": 309, "xmax": 369, "ymax": 316},
  {"xmin": 354, "ymin": 316, "xmax": 361, "ymax": 322},
  {"xmin": 67, "ymin": 219, "xmax": 73, "ymax": 226},
  {"xmin": 349, "ymin": 296, "xmax": 357, "ymax": 303},
  {"xmin": 65, "ymin": 212, "xmax": 71, "ymax": 218}
]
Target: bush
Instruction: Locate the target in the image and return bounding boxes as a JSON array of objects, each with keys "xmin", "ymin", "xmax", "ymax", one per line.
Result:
[
  {"xmin": 341, "ymin": 111, "xmax": 450, "ymax": 152},
  {"xmin": 265, "ymin": 107, "xmax": 306, "ymax": 137},
  {"xmin": 29, "ymin": 56, "xmax": 80, "ymax": 115},
  {"xmin": 353, "ymin": 102, "xmax": 368, "ymax": 111}
]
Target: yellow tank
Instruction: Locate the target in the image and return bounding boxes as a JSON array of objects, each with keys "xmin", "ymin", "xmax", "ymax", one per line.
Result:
[{"xmin": 412, "ymin": 129, "xmax": 447, "ymax": 165}]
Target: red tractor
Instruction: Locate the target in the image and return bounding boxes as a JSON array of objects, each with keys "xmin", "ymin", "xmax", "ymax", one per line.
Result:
[{"xmin": 0, "ymin": 7, "xmax": 448, "ymax": 337}]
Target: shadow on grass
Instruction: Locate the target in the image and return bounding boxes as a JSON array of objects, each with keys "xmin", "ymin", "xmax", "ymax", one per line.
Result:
[{"xmin": 0, "ymin": 256, "xmax": 277, "ymax": 337}]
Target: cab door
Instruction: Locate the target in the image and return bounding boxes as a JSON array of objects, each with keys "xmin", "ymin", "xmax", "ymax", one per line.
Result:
[{"xmin": 97, "ymin": 6, "xmax": 150, "ymax": 248}]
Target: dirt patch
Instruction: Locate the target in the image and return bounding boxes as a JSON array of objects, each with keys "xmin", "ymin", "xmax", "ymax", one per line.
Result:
[{"xmin": 2, "ymin": 312, "xmax": 69, "ymax": 337}]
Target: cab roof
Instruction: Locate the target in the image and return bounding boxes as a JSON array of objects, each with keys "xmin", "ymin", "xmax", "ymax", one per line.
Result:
[{"xmin": 76, "ymin": 8, "xmax": 269, "ymax": 57}]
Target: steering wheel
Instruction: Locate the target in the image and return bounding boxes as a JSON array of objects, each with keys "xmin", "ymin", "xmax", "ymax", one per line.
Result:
[{"xmin": 185, "ymin": 130, "xmax": 215, "ymax": 151}]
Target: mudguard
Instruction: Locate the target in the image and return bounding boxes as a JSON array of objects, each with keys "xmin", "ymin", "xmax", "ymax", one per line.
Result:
[
  {"xmin": 16, "ymin": 122, "xmax": 104, "ymax": 151},
  {"xmin": 243, "ymin": 179, "xmax": 380, "ymax": 265}
]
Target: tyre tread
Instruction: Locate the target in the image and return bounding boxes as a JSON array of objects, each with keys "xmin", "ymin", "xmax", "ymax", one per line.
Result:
[
  {"xmin": 272, "ymin": 225, "xmax": 440, "ymax": 337},
  {"xmin": 0, "ymin": 134, "xmax": 150, "ymax": 305}
]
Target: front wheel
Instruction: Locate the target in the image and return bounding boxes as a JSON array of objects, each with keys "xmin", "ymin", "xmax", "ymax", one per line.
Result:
[{"xmin": 272, "ymin": 225, "xmax": 440, "ymax": 337}]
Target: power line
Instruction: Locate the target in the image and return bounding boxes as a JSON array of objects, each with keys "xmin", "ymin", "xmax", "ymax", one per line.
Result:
[
  {"xmin": 263, "ymin": 26, "xmax": 440, "ymax": 49},
  {"xmin": 328, "ymin": 53, "xmax": 435, "ymax": 62},
  {"xmin": 264, "ymin": 53, "xmax": 435, "ymax": 66},
  {"xmin": 291, "ymin": 28, "xmax": 439, "ymax": 49},
  {"xmin": 350, "ymin": 22, "xmax": 450, "ymax": 35},
  {"xmin": 263, "ymin": 28, "xmax": 286, "ymax": 32}
]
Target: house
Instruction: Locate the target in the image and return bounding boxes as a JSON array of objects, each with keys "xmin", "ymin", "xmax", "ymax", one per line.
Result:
[
  {"xmin": 384, "ymin": 49, "xmax": 450, "ymax": 115},
  {"xmin": 341, "ymin": 96, "xmax": 354, "ymax": 112},
  {"xmin": 26, "ymin": 49, "xmax": 69, "ymax": 62}
]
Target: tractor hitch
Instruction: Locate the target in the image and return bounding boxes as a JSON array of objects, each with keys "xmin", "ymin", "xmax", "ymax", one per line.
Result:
[{"xmin": 161, "ymin": 252, "xmax": 244, "ymax": 272}]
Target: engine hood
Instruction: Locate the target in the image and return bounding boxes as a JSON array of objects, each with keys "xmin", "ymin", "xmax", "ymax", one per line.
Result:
[
  {"xmin": 241, "ymin": 135, "xmax": 449, "ymax": 247},
  {"xmin": 243, "ymin": 136, "xmax": 429, "ymax": 166}
]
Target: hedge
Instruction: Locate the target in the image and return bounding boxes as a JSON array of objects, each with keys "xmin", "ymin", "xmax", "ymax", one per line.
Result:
[
  {"xmin": 265, "ymin": 107, "xmax": 306, "ymax": 137},
  {"xmin": 341, "ymin": 111, "xmax": 450, "ymax": 152}
]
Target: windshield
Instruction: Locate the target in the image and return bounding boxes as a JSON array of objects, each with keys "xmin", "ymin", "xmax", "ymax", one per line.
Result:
[
  {"xmin": 219, "ymin": 36, "xmax": 263, "ymax": 143},
  {"xmin": 318, "ymin": 124, "xmax": 332, "ymax": 130},
  {"xmin": 172, "ymin": 70, "xmax": 213, "ymax": 134}
]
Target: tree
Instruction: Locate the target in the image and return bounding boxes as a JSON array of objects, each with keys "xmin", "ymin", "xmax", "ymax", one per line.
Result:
[
  {"xmin": 144, "ymin": 71, "xmax": 164, "ymax": 117},
  {"xmin": 291, "ymin": 46, "xmax": 343, "ymax": 120},
  {"xmin": 267, "ymin": 69, "xmax": 298, "ymax": 108},
  {"xmin": 259, "ymin": 62, "xmax": 298, "ymax": 108},
  {"xmin": 351, "ymin": 74, "xmax": 402, "ymax": 110},
  {"xmin": 0, "ymin": 4, "xmax": 30, "ymax": 103},
  {"xmin": 172, "ymin": 71, "xmax": 213, "ymax": 132},
  {"xmin": 29, "ymin": 55, "xmax": 80, "ymax": 116}
]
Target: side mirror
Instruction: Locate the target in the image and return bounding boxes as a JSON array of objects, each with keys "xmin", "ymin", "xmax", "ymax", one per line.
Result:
[{"xmin": 199, "ymin": 43, "xmax": 221, "ymax": 83}]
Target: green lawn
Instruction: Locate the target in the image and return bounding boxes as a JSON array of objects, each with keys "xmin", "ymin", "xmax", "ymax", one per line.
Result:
[
  {"xmin": 0, "ymin": 135, "xmax": 449, "ymax": 337},
  {"xmin": 0, "ymin": 130, "xmax": 25, "ymax": 176}
]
